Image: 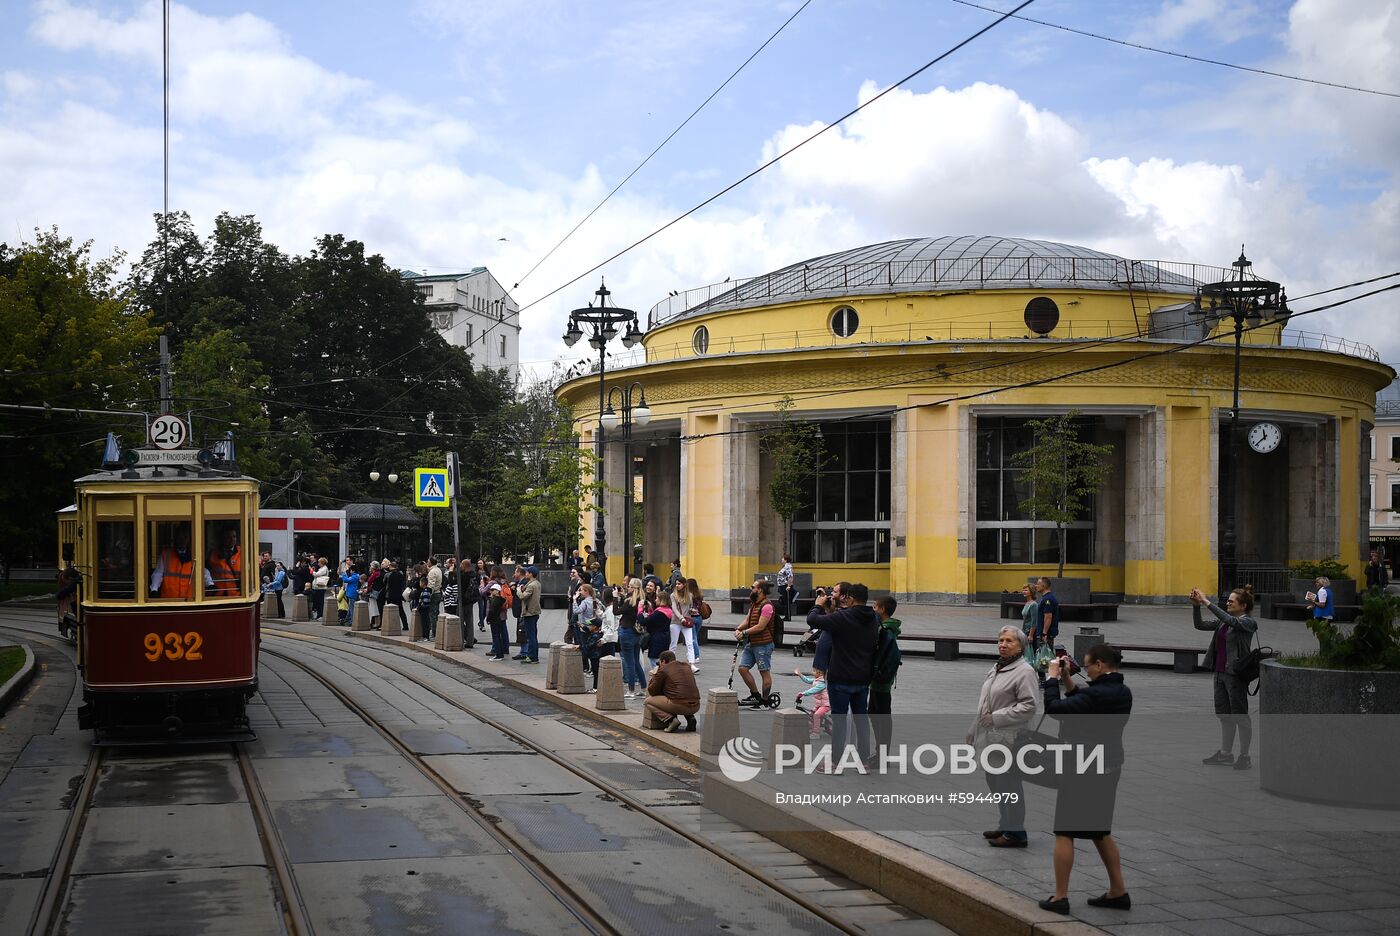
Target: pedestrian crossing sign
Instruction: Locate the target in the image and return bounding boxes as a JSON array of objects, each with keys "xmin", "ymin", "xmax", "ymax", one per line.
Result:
[{"xmin": 414, "ymin": 467, "xmax": 450, "ymax": 507}]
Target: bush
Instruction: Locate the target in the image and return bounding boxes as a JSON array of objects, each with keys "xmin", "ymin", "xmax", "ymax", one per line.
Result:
[
  {"xmin": 1289, "ymin": 556, "xmax": 1350, "ymax": 580},
  {"xmin": 1304, "ymin": 591, "xmax": 1400, "ymax": 671}
]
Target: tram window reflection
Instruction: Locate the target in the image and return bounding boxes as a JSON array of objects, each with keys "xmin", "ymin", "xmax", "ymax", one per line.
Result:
[
  {"xmin": 148, "ymin": 520, "xmax": 213, "ymax": 600},
  {"xmin": 95, "ymin": 521, "xmax": 135, "ymax": 600},
  {"xmin": 205, "ymin": 519, "xmax": 245, "ymax": 598}
]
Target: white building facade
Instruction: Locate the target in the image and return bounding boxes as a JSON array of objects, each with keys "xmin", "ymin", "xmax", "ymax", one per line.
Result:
[
  {"xmin": 402, "ymin": 268, "xmax": 521, "ymax": 373},
  {"xmin": 1369, "ymin": 377, "xmax": 1400, "ymax": 559}
]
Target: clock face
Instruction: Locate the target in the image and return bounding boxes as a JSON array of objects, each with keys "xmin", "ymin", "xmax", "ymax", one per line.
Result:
[{"xmin": 1248, "ymin": 422, "xmax": 1282, "ymax": 453}]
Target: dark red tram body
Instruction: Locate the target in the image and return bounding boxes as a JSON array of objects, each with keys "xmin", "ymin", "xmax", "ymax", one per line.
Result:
[{"xmin": 67, "ymin": 465, "xmax": 261, "ymax": 741}]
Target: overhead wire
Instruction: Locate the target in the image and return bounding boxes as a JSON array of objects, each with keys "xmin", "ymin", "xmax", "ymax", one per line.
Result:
[
  {"xmin": 948, "ymin": 0, "xmax": 1400, "ymax": 99},
  {"xmin": 510, "ymin": 0, "xmax": 814, "ymax": 293},
  {"xmin": 515, "ymin": 0, "xmax": 1040, "ymax": 317}
]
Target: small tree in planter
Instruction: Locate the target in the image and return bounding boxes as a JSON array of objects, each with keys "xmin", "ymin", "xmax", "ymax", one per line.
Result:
[
  {"xmin": 1010, "ymin": 411, "xmax": 1114, "ymax": 579},
  {"xmin": 763, "ymin": 396, "xmax": 823, "ymax": 560},
  {"xmin": 1297, "ymin": 591, "xmax": 1400, "ymax": 671}
]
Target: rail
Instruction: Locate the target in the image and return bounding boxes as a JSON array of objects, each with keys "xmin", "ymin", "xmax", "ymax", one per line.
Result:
[{"xmin": 647, "ymin": 256, "xmax": 1238, "ymax": 328}]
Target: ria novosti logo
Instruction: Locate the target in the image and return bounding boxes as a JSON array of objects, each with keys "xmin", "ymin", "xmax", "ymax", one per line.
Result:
[{"xmin": 718, "ymin": 736, "xmax": 765, "ymax": 782}]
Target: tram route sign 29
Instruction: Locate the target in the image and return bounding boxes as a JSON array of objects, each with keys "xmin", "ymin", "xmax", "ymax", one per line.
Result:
[
  {"xmin": 148, "ymin": 413, "xmax": 190, "ymax": 450},
  {"xmin": 414, "ymin": 467, "xmax": 451, "ymax": 508}
]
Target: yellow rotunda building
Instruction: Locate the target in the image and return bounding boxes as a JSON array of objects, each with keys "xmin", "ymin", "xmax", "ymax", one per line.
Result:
[{"xmin": 556, "ymin": 236, "xmax": 1394, "ymax": 603}]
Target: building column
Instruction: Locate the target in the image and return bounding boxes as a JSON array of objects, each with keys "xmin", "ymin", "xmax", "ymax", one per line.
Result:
[
  {"xmin": 722, "ymin": 417, "xmax": 762, "ymax": 587},
  {"xmin": 904, "ymin": 401, "xmax": 971, "ymax": 602},
  {"xmin": 1288, "ymin": 419, "xmax": 1340, "ymax": 565},
  {"xmin": 601, "ymin": 432, "xmax": 629, "ymax": 585},
  {"xmin": 643, "ymin": 438, "xmax": 681, "ymax": 573},
  {"xmin": 682, "ymin": 410, "xmax": 726, "ymax": 590},
  {"xmin": 1164, "ymin": 402, "xmax": 1216, "ymax": 599},
  {"xmin": 1123, "ymin": 409, "xmax": 1167, "ymax": 602},
  {"xmin": 890, "ymin": 409, "xmax": 910, "ymax": 596}
]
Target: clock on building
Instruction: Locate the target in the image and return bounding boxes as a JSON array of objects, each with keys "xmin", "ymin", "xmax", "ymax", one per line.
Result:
[{"xmin": 1247, "ymin": 422, "xmax": 1282, "ymax": 454}]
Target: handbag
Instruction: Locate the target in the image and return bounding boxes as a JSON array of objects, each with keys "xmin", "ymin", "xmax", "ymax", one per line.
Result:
[
  {"xmin": 700, "ymin": 600, "xmax": 712, "ymax": 621},
  {"xmin": 1011, "ymin": 715, "xmax": 1063, "ymax": 789}
]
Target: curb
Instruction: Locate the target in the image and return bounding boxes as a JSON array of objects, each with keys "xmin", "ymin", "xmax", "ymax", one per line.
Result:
[
  {"xmin": 0, "ymin": 642, "xmax": 37, "ymax": 714},
  {"xmin": 323, "ymin": 626, "xmax": 1109, "ymax": 936}
]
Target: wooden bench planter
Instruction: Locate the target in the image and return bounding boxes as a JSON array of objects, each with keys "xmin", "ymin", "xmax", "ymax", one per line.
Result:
[
  {"xmin": 1269, "ymin": 602, "xmax": 1360, "ymax": 623},
  {"xmin": 999, "ymin": 598, "xmax": 1119, "ymax": 623}
]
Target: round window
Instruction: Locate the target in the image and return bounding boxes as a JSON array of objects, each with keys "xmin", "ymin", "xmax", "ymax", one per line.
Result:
[
  {"xmin": 831, "ymin": 305, "xmax": 859, "ymax": 338},
  {"xmin": 1024, "ymin": 297, "xmax": 1060, "ymax": 335},
  {"xmin": 692, "ymin": 325, "xmax": 710, "ymax": 355}
]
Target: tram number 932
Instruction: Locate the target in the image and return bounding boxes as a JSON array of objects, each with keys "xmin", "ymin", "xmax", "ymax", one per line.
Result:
[{"xmin": 143, "ymin": 631, "xmax": 204, "ymax": 662}]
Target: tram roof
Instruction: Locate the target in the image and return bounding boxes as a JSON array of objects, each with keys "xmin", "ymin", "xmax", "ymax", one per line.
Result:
[{"xmin": 74, "ymin": 466, "xmax": 256, "ymax": 485}]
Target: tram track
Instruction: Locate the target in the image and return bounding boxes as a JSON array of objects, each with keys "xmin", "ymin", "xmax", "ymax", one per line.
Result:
[{"xmin": 260, "ymin": 630, "xmax": 873, "ymax": 935}]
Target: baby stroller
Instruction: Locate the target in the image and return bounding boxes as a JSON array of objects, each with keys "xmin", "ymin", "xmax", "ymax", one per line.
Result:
[{"xmin": 791, "ymin": 627, "xmax": 820, "ymax": 657}]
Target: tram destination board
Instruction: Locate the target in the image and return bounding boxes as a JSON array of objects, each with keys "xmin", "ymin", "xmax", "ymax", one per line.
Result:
[{"xmin": 130, "ymin": 447, "xmax": 202, "ymax": 466}]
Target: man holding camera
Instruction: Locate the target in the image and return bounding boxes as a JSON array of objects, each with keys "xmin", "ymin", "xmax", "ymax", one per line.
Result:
[{"xmin": 805, "ymin": 581, "xmax": 880, "ymax": 772}]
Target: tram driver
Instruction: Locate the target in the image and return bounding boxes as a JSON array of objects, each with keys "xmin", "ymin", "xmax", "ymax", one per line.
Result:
[
  {"xmin": 206, "ymin": 523, "xmax": 243, "ymax": 597},
  {"xmin": 150, "ymin": 523, "xmax": 214, "ymax": 599}
]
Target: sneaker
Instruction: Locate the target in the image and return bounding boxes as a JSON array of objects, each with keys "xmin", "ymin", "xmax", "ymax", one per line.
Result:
[
  {"xmin": 1086, "ymin": 892, "xmax": 1131, "ymax": 910},
  {"xmin": 1202, "ymin": 751, "xmax": 1235, "ymax": 766},
  {"xmin": 586, "ymin": 688, "xmax": 598, "ymax": 694},
  {"xmin": 663, "ymin": 716, "xmax": 683, "ymax": 733},
  {"xmin": 1233, "ymin": 755, "xmax": 1253, "ymax": 771},
  {"xmin": 524, "ymin": 659, "xmax": 539, "ymax": 664},
  {"xmin": 685, "ymin": 716, "xmax": 698, "ymax": 732},
  {"xmin": 690, "ymin": 664, "xmax": 700, "ymax": 674},
  {"xmin": 512, "ymin": 654, "xmax": 526, "ymax": 660}
]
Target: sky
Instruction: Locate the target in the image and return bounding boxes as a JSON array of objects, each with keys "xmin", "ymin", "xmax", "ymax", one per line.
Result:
[{"xmin": 2, "ymin": 0, "xmax": 1397, "ymax": 380}]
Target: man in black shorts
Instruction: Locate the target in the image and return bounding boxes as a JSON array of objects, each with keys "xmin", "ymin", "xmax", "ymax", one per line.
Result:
[{"xmin": 1038, "ymin": 643, "xmax": 1133, "ymax": 916}]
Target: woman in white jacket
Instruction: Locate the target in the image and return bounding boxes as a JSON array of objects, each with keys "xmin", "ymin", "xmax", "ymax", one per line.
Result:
[
  {"xmin": 669, "ymin": 579, "xmax": 697, "ymax": 670},
  {"xmin": 967, "ymin": 625, "xmax": 1040, "ymax": 848}
]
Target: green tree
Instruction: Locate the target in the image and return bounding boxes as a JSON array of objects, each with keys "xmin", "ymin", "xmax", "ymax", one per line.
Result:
[
  {"xmin": 762, "ymin": 395, "xmax": 821, "ymax": 558},
  {"xmin": 0, "ymin": 230, "xmax": 159, "ymax": 576},
  {"xmin": 1009, "ymin": 411, "xmax": 1115, "ymax": 578}
]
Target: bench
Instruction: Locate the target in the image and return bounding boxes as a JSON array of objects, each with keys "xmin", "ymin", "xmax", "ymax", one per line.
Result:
[
  {"xmin": 1269, "ymin": 602, "xmax": 1360, "ymax": 623},
  {"xmin": 999, "ymin": 597, "xmax": 1119, "ymax": 623},
  {"xmin": 1114, "ymin": 643, "xmax": 1202, "ymax": 674}
]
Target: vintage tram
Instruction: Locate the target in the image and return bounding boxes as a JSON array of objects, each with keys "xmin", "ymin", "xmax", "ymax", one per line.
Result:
[{"xmin": 66, "ymin": 450, "xmax": 260, "ymax": 742}]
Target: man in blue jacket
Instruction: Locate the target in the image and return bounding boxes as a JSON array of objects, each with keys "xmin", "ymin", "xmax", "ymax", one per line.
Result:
[{"xmin": 1037, "ymin": 643, "xmax": 1132, "ymax": 917}]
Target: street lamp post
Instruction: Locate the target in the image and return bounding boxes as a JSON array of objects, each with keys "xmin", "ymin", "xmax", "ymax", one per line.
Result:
[
  {"xmin": 600, "ymin": 382, "xmax": 651, "ymax": 581},
  {"xmin": 562, "ymin": 279, "xmax": 644, "ymax": 575},
  {"xmin": 1192, "ymin": 248, "xmax": 1288, "ymax": 599},
  {"xmin": 368, "ymin": 470, "xmax": 399, "ymax": 560}
]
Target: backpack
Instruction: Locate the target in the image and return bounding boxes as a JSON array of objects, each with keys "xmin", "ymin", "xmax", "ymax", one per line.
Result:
[
  {"xmin": 872, "ymin": 627, "xmax": 902, "ymax": 685},
  {"xmin": 500, "ymin": 582, "xmax": 514, "ymax": 611}
]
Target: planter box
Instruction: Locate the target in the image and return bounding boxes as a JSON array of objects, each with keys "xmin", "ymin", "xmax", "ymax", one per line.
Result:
[
  {"xmin": 1259, "ymin": 660, "xmax": 1400, "ymax": 809},
  {"xmin": 1027, "ymin": 576, "xmax": 1091, "ymax": 605}
]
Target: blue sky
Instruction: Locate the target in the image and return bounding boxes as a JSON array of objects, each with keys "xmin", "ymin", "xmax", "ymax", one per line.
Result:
[{"xmin": 2, "ymin": 0, "xmax": 1397, "ymax": 373}]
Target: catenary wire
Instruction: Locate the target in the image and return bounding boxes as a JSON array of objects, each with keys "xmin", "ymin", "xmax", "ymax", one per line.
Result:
[
  {"xmin": 511, "ymin": 0, "xmax": 814, "ymax": 292},
  {"xmin": 948, "ymin": 0, "xmax": 1400, "ymax": 99},
  {"xmin": 514, "ymin": 0, "xmax": 1039, "ymax": 317}
]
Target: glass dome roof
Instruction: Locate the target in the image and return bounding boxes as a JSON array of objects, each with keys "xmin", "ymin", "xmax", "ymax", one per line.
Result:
[{"xmin": 649, "ymin": 235, "xmax": 1218, "ymax": 327}]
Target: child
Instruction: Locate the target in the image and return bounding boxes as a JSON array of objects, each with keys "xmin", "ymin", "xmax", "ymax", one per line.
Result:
[{"xmin": 794, "ymin": 667, "xmax": 830, "ymax": 738}]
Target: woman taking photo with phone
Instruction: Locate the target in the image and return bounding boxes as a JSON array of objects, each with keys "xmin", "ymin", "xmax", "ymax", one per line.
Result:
[{"xmin": 1189, "ymin": 584, "xmax": 1259, "ymax": 770}]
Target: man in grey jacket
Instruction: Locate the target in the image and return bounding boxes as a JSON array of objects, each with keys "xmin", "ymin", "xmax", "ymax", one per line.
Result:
[{"xmin": 517, "ymin": 565, "xmax": 543, "ymax": 664}]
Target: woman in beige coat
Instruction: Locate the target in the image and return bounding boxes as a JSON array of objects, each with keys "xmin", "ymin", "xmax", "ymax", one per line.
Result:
[{"xmin": 967, "ymin": 625, "xmax": 1040, "ymax": 847}]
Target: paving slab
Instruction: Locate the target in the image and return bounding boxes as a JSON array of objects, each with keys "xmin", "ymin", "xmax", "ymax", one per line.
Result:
[
  {"xmin": 0, "ymin": 878, "xmax": 44, "ymax": 936},
  {"xmin": 243, "ymin": 724, "xmax": 399, "ymax": 759},
  {"xmin": 0, "ymin": 809, "xmax": 67, "ymax": 876},
  {"xmin": 90, "ymin": 758, "xmax": 245, "ymax": 808},
  {"xmin": 13, "ymin": 732, "xmax": 90, "ymax": 768},
  {"xmin": 0, "ymin": 764, "xmax": 85, "ymax": 812},
  {"xmin": 290, "ymin": 854, "xmax": 594, "ymax": 936},
  {"xmin": 554, "ymin": 748, "xmax": 690, "ymax": 790},
  {"xmin": 475, "ymin": 793, "xmax": 691, "ymax": 854},
  {"xmin": 423, "ymin": 752, "xmax": 598, "ymax": 796},
  {"xmin": 251, "ymin": 754, "xmax": 441, "ymax": 800},
  {"xmin": 61, "ymin": 866, "xmax": 283, "ymax": 936},
  {"xmin": 271, "ymin": 795, "xmax": 502, "ymax": 863},
  {"xmin": 489, "ymin": 715, "xmax": 615, "ymax": 751},
  {"xmin": 72, "ymin": 802, "xmax": 264, "ymax": 874},
  {"xmin": 386, "ymin": 722, "xmax": 527, "ymax": 756}
]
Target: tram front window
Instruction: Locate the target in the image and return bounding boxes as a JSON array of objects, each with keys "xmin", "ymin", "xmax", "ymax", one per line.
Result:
[
  {"xmin": 205, "ymin": 519, "xmax": 245, "ymax": 598},
  {"xmin": 148, "ymin": 520, "xmax": 213, "ymax": 600},
  {"xmin": 95, "ymin": 521, "xmax": 135, "ymax": 600}
]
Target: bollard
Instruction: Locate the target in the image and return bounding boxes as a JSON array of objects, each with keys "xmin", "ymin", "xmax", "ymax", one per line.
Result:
[
  {"xmin": 1073, "ymin": 626, "xmax": 1104, "ymax": 663},
  {"xmin": 352, "ymin": 600, "xmax": 371, "ymax": 632},
  {"xmin": 262, "ymin": 593, "xmax": 278, "ymax": 620},
  {"xmin": 323, "ymin": 593, "xmax": 339, "ymax": 624},
  {"xmin": 700, "ymin": 688, "xmax": 741, "ymax": 756},
  {"xmin": 769, "ymin": 708, "xmax": 810, "ymax": 768},
  {"xmin": 556, "ymin": 645, "xmax": 585, "ymax": 694},
  {"xmin": 545, "ymin": 642, "xmax": 565, "ymax": 690},
  {"xmin": 641, "ymin": 703, "xmax": 667, "ymax": 730},
  {"xmin": 408, "ymin": 607, "xmax": 424, "ymax": 642},
  {"xmin": 291, "ymin": 594, "xmax": 309, "ymax": 622},
  {"xmin": 438, "ymin": 614, "xmax": 464, "ymax": 651},
  {"xmin": 595, "ymin": 657, "xmax": 624, "ymax": 711},
  {"xmin": 381, "ymin": 603, "xmax": 401, "ymax": 635}
]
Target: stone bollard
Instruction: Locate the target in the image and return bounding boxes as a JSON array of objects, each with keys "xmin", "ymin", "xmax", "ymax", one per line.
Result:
[
  {"xmin": 408, "ymin": 607, "xmax": 424, "ymax": 642},
  {"xmin": 437, "ymin": 614, "xmax": 464, "ymax": 651},
  {"xmin": 382, "ymin": 603, "xmax": 401, "ymax": 635},
  {"xmin": 1074, "ymin": 626, "xmax": 1104, "ymax": 663},
  {"xmin": 262, "ymin": 593, "xmax": 278, "ymax": 619},
  {"xmin": 770, "ymin": 708, "xmax": 810, "ymax": 767},
  {"xmin": 291, "ymin": 594, "xmax": 309, "ymax": 622},
  {"xmin": 700, "ymin": 688, "xmax": 741, "ymax": 756},
  {"xmin": 545, "ymin": 642, "xmax": 565, "ymax": 690},
  {"xmin": 595, "ymin": 657, "xmax": 624, "ymax": 711},
  {"xmin": 352, "ymin": 600, "xmax": 371, "ymax": 632},
  {"xmin": 641, "ymin": 702, "xmax": 667, "ymax": 730},
  {"xmin": 323, "ymin": 594, "xmax": 339, "ymax": 624},
  {"xmin": 556, "ymin": 645, "xmax": 585, "ymax": 694}
]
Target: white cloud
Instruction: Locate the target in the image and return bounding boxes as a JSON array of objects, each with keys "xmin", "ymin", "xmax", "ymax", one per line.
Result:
[
  {"xmin": 2, "ymin": 71, "xmax": 40, "ymax": 99},
  {"xmin": 1137, "ymin": 0, "xmax": 1263, "ymax": 43}
]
